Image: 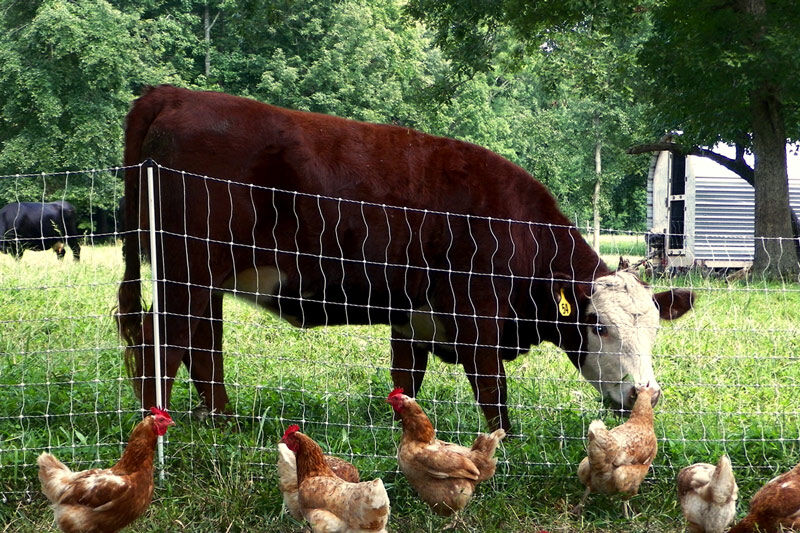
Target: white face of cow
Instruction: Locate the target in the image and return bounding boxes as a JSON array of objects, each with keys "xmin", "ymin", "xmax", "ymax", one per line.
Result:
[{"xmin": 577, "ymin": 271, "xmax": 663, "ymax": 410}]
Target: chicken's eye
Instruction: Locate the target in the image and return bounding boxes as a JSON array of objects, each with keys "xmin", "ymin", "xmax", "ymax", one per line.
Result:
[{"xmin": 594, "ymin": 324, "xmax": 608, "ymax": 336}]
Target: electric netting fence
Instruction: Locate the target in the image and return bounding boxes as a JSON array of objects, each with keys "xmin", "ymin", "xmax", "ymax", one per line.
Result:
[{"xmin": 1, "ymin": 163, "xmax": 798, "ymax": 524}]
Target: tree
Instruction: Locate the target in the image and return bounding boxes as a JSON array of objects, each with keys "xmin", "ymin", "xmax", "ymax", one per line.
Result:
[
  {"xmin": 406, "ymin": 0, "xmax": 652, "ymax": 238},
  {"xmin": 636, "ymin": 0, "xmax": 800, "ymax": 280},
  {"xmin": 0, "ymin": 0, "xmax": 145, "ymax": 226},
  {"xmin": 408, "ymin": 0, "xmax": 800, "ymax": 279},
  {"xmin": 0, "ymin": 0, "xmax": 653, "ymax": 234}
]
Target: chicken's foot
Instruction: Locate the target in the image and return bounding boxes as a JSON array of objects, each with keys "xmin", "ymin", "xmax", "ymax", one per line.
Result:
[
  {"xmin": 570, "ymin": 487, "xmax": 591, "ymax": 515},
  {"xmin": 442, "ymin": 511, "xmax": 468, "ymax": 531}
]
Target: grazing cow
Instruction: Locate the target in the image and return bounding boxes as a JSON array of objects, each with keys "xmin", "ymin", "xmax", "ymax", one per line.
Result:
[
  {"xmin": 117, "ymin": 85, "xmax": 695, "ymax": 432},
  {"xmin": 0, "ymin": 201, "xmax": 81, "ymax": 261}
]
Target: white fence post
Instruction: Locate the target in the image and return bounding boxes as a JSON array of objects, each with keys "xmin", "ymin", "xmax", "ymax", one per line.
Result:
[{"xmin": 145, "ymin": 160, "xmax": 165, "ymax": 481}]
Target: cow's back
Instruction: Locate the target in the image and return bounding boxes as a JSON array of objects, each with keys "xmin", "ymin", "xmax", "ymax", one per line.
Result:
[
  {"xmin": 125, "ymin": 85, "xmax": 566, "ymax": 225},
  {"xmin": 0, "ymin": 202, "xmax": 60, "ymax": 235}
]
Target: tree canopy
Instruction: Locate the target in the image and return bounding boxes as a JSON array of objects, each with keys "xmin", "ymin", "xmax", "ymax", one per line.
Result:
[
  {"xmin": 407, "ymin": 0, "xmax": 800, "ymax": 278},
  {"xmin": 1, "ymin": 0, "xmax": 797, "ymax": 277}
]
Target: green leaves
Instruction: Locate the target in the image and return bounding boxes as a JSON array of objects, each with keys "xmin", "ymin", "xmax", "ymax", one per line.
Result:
[
  {"xmin": 0, "ymin": 0, "xmax": 139, "ymax": 175},
  {"xmin": 638, "ymin": 0, "xmax": 800, "ymax": 149}
]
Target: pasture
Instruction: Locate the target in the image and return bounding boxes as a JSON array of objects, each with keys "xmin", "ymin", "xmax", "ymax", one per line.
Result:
[{"xmin": 1, "ymin": 237, "xmax": 799, "ymax": 532}]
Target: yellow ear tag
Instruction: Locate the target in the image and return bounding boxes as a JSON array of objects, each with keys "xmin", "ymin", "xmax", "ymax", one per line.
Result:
[{"xmin": 558, "ymin": 288, "xmax": 572, "ymax": 317}]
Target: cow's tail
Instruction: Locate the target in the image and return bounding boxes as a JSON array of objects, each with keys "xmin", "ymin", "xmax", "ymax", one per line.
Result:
[{"xmin": 116, "ymin": 85, "xmax": 169, "ymax": 385}]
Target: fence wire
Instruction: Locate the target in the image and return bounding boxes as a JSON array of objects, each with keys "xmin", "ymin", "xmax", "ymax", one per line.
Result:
[{"xmin": 0, "ymin": 165, "xmax": 798, "ymax": 525}]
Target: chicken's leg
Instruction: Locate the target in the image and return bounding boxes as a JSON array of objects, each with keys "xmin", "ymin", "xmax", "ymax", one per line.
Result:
[
  {"xmin": 623, "ymin": 500, "xmax": 633, "ymax": 519},
  {"xmin": 570, "ymin": 486, "xmax": 591, "ymax": 515}
]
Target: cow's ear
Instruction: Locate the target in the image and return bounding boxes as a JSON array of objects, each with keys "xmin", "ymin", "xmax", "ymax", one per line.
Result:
[
  {"xmin": 549, "ymin": 274, "xmax": 591, "ymax": 320},
  {"xmin": 653, "ymin": 288, "xmax": 696, "ymax": 320}
]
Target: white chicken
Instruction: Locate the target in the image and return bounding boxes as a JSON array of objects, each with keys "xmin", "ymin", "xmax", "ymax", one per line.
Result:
[{"xmin": 677, "ymin": 454, "xmax": 738, "ymax": 533}]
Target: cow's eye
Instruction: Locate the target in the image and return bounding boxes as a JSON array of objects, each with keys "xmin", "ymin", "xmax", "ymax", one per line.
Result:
[{"xmin": 594, "ymin": 324, "xmax": 608, "ymax": 336}]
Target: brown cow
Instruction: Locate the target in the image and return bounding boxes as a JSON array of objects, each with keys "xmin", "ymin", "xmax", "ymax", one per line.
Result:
[{"xmin": 117, "ymin": 85, "xmax": 694, "ymax": 432}]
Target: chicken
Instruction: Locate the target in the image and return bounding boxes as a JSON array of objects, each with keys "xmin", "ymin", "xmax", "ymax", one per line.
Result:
[
  {"xmin": 277, "ymin": 424, "xmax": 360, "ymax": 521},
  {"xmin": 573, "ymin": 385, "xmax": 657, "ymax": 518},
  {"xmin": 281, "ymin": 425, "xmax": 390, "ymax": 533},
  {"xmin": 729, "ymin": 460, "xmax": 800, "ymax": 533},
  {"xmin": 385, "ymin": 387, "xmax": 506, "ymax": 517},
  {"xmin": 37, "ymin": 407, "xmax": 175, "ymax": 533},
  {"xmin": 677, "ymin": 454, "xmax": 738, "ymax": 533}
]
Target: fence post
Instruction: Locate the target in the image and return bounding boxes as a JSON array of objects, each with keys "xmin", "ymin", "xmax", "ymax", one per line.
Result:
[{"xmin": 144, "ymin": 159, "xmax": 165, "ymax": 481}]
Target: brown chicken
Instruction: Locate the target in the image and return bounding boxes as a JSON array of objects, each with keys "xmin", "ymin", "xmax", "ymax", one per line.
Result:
[
  {"xmin": 573, "ymin": 385, "xmax": 657, "ymax": 518},
  {"xmin": 281, "ymin": 425, "xmax": 390, "ymax": 533},
  {"xmin": 677, "ymin": 454, "xmax": 738, "ymax": 533},
  {"xmin": 37, "ymin": 407, "xmax": 175, "ymax": 533},
  {"xmin": 277, "ymin": 424, "xmax": 360, "ymax": 521},
  {"xmin": 729, "ymin": 460, "xmax": 800, "ymax": 532},
  {"xmin": 386, "ymin": 387, "xmax": 506, "ymax": 517}
]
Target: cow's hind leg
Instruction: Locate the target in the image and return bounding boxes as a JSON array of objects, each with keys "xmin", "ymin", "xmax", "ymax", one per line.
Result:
[
  {"xmin": 68, "ymin": 239, "xmax": 81, "ymax": 261},
  {"xmin": 463, "ymin": 352, "xmax": 510, "ymax": 433},
  {"xmin": 183, "ymin": 292, "xmax": 230, "ymax": 416},
  {"xmin": 389, "ymin": 333, "xmax": 429, "ymax": 398}
]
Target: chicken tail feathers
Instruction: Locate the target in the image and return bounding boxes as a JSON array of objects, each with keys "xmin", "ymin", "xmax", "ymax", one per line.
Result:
[
  {"xmin": 276, "ymin": 443, "xmax": 297, "ymax": 482},
  {"xmin": 709, "ymin": 454, "xmax": 737, "ymax": 504},
  {"xmin": 37, "ymin": 452, "xmax": 72, "ymax": 503},
  {"xmin": 469, "ymin": 429, "xmax": 506, "ymax": 482},
  {"xmin": 471, "ymin": 429, "xmax": 506, "ymax": 457},
  {"xmin": 587, "ymin": 420, "xmax": 607, "ymax": 439},
  {"xmin": 354, "ymin": 479, "xmax": 391, "ymax": 529},
  {"xmin": 37, "ymin": 452, "xmax": 69, "ymax": 472},
  {"xmin": 611, "ymin": 464, "xmax": 651, "ymax": 496}
]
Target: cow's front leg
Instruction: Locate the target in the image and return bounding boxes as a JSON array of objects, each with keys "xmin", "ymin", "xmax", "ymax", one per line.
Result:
[
  {"xmin": 183, "ymin": 292, "xmax": 229, "ymax": 415},
  {"xmin": 389, "ymin": 333, "xmax": 429, "ymax": 398},
  {"xmin": 463, "ymin": 352, "xmax": 510, "ymax": 433}
]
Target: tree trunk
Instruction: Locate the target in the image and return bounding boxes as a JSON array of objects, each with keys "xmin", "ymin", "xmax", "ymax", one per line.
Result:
[
  {"xmin": 750, "ymin": 85, "xmax": 800, "ymax": 281},
  {"xmin": 741, "ymin": 0, "xmax": 799, "ymax": 281},
  {"xmin": 592, "ymin": 118, "xmax": 601, "ymax": 252}
]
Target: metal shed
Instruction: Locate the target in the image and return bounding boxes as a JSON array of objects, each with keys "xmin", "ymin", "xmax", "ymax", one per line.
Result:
[{"xmin": 646, "ymin": 144, "xmax": 800, "ymax": 270}]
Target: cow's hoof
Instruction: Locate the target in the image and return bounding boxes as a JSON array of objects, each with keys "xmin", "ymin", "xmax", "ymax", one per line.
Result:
[
  {"xmin": 191, "ymin": 405, "xmax": 240, "ymax": 431},
  {"xmin": 191, "ymin": 404, "xmax": 211, "ymax": 422}
]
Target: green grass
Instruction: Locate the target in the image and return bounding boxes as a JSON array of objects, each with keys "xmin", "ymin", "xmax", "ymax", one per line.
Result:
[
  {"xmin": 580, "ymin": 231, "xmax": 648, "ymax": 266},
  {"xmin": 1, "ymin": 240, "xmax": 799, "ymax": 532}
]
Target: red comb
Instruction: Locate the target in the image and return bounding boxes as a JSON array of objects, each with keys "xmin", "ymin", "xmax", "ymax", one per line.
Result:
[
  {"xmin": 388, "ymin": 387, "xmax": 404, "ymax": 398},
  {"xmin": 150, "ymin": 406, "xmax": 171, "ymax": 419},
  {"xmin": 283, "ymin": 424, "xmax": 300, "ymax": 439}
]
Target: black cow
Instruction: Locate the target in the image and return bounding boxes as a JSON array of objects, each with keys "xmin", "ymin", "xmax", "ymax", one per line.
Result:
[{"xmin": 0, "ymin": 201, "xmax": 81, "ymax": 261}]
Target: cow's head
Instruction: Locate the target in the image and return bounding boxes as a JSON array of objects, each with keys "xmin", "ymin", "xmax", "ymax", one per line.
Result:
[{"xmin": 551, "ymin": 271, "xmax": 694, "ymax": 412}]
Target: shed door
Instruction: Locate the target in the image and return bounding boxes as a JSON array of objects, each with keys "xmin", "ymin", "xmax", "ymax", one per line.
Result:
[{"xmin": 668, "ymin": 154, "xmax": 686, "ymax": 252}]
